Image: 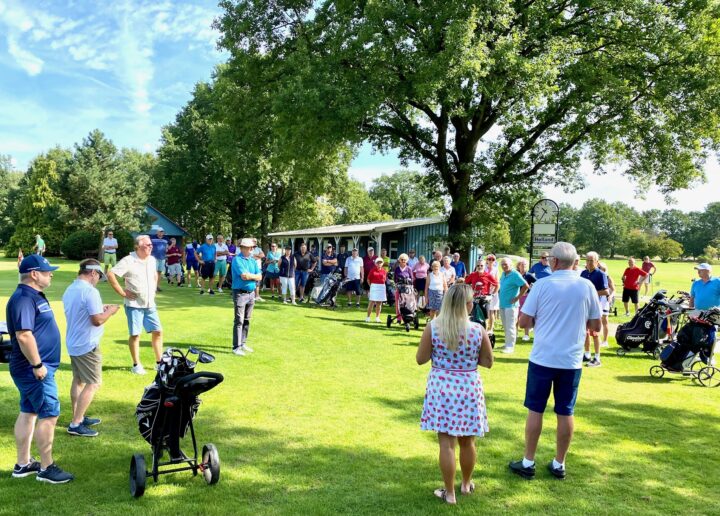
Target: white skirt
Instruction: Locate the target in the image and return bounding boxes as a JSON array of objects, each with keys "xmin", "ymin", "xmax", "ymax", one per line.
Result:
[
  {"xmin": 368, "ymin": 283, "xmax": 387, "ymax": 302},
  {"xmin": 488, "ymin": 293, "xmax": 500, "ymax": 310}
]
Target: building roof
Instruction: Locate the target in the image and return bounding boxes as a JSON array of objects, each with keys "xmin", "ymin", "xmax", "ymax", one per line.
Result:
[
  {"xmin": 133, "ymin": 204, "xmax": 190, "ymax": 238},
  {"xmin": 268, "ymin": 217, "xmax": 446, "ymax": 238}
]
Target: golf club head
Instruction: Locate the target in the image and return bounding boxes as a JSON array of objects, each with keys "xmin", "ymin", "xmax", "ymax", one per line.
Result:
[{"xmin": 198, "ymin": 351, "xmax": 215, "ymax": 364}]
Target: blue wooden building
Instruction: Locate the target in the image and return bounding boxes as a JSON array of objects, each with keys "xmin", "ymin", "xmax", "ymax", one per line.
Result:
[{"xmin": 133, "ymin": 204, "xmax": 190, "ymax": 241}]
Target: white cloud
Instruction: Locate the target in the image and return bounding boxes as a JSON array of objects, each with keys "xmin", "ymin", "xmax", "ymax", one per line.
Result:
[{"xmin": 6, "ymin": 34, "xmax": 43, "ymax": 74}]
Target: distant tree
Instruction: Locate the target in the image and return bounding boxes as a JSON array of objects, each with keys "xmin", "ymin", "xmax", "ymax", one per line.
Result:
[
  {"xmin": 557, "ymin": 203, "xmax": 579, "ymax": 244},
  {"xmin": 333, "ymin": 179, "xmax": 387, "ymax": 224},
  {"xmin": 574, "ymin": 199, "xmax": 628, "ymax": 256},
  {"xmin": 654, "ymin": 236, "xmax": 683, "ymax": 262},
  {"xmin": 0, "ymin": 155, "xmax": 24, "ymax": 246},
  {"xmin": 368, "ymin": 171, "xmax": 445, "ymax": 220}
]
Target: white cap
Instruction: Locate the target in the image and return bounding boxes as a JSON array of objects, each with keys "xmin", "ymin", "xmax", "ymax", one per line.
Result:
[
  {"xmin": 205, "ymin": 234, "xmax": 213, "ymax": 240},
  {"xmin": 695, "ymin": 263, "xmax": 712, "ymax": 271}
]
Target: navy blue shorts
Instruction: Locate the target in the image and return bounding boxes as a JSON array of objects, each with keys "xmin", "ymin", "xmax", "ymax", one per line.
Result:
[
  {"xmin": 524, "ymin": 361, "xmax": 582, "ymax": 416},
  {"xmin": 186, "ymin": 260, "xmax": 199, "ymax": 272},
  {"xmin": 345, "ymin": 279, "xmax": 362, "ymax": 295},
  {"xmin": 11, "ymin": 368, "xmax": 60, "ymax": 419}
]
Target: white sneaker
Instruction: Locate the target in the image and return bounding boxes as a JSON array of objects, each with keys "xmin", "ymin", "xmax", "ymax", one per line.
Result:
[
  {"xmin": 130, "ymin": 364, "xmax": 147, "ymax": 375},
  {"xmin": 365, "ymin": 317, "xmax": 370, "ymax": 323},
  {"xmin": 256, "ymin": 297, "xmax": 265, "ymax": 302},
  {"xmin": 291, "ymin": 301, "xmax": 297, "ymax": 305},
  {"xmin": 601, "ymin": 340, "xmax": 609, "ymax": 348},
  {"xmin": 522, "ymin": 335, "xmax": 530, "ymax": 342},
  {"xmin": 217, "ymin": 288, "xmax": 223, "ymax": 293},
  {"xmin": 375, "ymin": 317, "xmax": 381, "ymax": 323},
  {"xmin": 624, "ymin": 312, "xmax": 630, "ymax": 317},
  {"xmin": 501, "ymin": 347, "xmax": 514, "ymax": 354},
  {"xmin": 242, "ymin": 345, "xmax": 254, "ymax": 353},
  {"xmin": 232, "ymin": 347, "xmax": 246, "ymax": 356}
]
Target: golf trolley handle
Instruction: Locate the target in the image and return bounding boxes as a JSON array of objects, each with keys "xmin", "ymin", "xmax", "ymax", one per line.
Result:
[{"xmin": 175, "ymin": 372, "xmax": 224, "ymax": 399}]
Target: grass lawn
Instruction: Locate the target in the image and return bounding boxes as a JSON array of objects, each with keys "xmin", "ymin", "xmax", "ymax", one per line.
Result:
[{"xmin": 0, "ymin": 257, "xmax": 718, "ymax": 515}]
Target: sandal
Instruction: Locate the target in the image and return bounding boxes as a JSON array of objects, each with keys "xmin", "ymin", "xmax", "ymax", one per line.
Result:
[
  {"xmin": 434, "ymin": 488, "xmax": 456, "ymax": 504},
  {"xmin": 461, "ymin": 482, "xmax": 475, "ymax": 495}
]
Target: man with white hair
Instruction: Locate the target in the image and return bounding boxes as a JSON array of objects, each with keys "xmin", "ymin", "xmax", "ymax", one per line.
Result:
[
  {"xmin": 450, "ymin": 252, "xmax": 466, "ymax": 279},
  {"xmin": 498, "ymin": 257, "xmax": 529, "ymax": 354},
  {"xmin": 107, "ymin": 235, "xmax": 163, "ymax": 375},
  {"xmin": 580, "ymin": 252, "xmax": 609, "ymax": 367},
  {"xmin": 510, "ymin": 242, "xmax": 601, "ymax": 480}
]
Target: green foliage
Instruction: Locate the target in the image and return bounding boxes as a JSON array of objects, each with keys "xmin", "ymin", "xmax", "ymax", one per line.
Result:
[
  {"xmin": 368, "ymin": 171, "xmax": 445, "ymax": 220},
  {"xmin": 332, "ymin": 179, "xmax": 387, "ymax": 225},
  {"xmin": 215, "ymin": 0, "xmax": 720, "ymax": 254},
  {"xmin": 5, "ymin": 156, "xmax": 67, "ymax": 257},
  {"xmin": 114, "ymin": 229, "xmax": 136, "ymax": 259},
  {"xmin": 0, "ymin": 155, "xmax": 24, "ymax": 246},
  {"xmin": 655, "ymin": 236, "xmax": 684, "ymax": 262},
  {"xmin": 573, "ymin": 199, "xmax": 627, "ymax": 257},
  {"xmin": 61, "ymin": 230, "xmax": 101, "ymax": 260}
]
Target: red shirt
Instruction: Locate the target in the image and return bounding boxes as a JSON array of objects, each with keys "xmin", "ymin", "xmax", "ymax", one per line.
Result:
[
  {"xmin": 166, "ymin": 246, "xmax": 181, "ymax": 265},
  {"xmin": 367, "ymin": 267, "xmax": 387, "ymax": 285},
  {"xmin": 622, "ymin": 267, "xmax": 647, "ymax": 290},
  {"xmin": 465, "ymin": 271, "xmax": 499, "ymax": 295}
]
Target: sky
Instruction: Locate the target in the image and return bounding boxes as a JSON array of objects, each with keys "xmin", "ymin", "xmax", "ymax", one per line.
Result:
[{"xmin": 1, "ymin": 0, "xmax": 718, "ymax": 213}]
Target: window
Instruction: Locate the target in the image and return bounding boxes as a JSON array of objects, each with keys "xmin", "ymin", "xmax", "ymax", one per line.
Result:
[{"xmin": 389, "ymin": 240, "xmax": 399, "ymax": 259}]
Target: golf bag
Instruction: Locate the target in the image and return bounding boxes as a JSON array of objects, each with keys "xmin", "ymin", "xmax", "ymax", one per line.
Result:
[
  {"xmin": 660, "ymin": 309, "xmax": 719, "ymax": 372},
  {"xmin": 313, "ymin": 272, "xmax": 343, "ymax": 307},
  {"xmin": 615, "ymin": 290, "xmax": 669, "ymax": 353},
  {"xmin": 387, "ymin": 278, "xmax": 419, "ymax": 331},
  {"xmin": 306, "ymin": 269, "xmax": 321, "ymax": 297},
  {"xmin": 470, "ymin": 295, "xmax": 496, "ymax": 348},
  {"xmin": 0, "ymin": 321, "xmax": 11, "ymax": 363},
  {"xmin": 386, "ymin": 278, "xmax": 397, "ymax": 305}
]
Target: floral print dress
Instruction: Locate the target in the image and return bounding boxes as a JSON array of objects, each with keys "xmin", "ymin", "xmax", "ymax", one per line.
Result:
[{"xmin": 421, "ymin": 320, "xmax": 489, "ymax": 436}]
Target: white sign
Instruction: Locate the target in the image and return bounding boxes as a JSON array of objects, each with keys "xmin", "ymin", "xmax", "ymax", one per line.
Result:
[{"xmin": 533, "ymin": 223, "xmax": 557, "ymax": 235}]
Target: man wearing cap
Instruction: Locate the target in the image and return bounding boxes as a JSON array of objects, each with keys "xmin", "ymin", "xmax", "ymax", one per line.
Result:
[
  {"xmin": 689, "ymin": 263, "xmax": 720, "ymax": 311},
  {"xmin": 150, "ymin": 228, "xmax": 168, "ymax": 292},
  {"xmin": 320, "ymin": 244, "xmax": 338, "ymax": 284},
  {"xmin": 294, "ymin": 243, "xmax": 315, "ymax": 303},
  {"xmin": 7, "ymin": 255, "xmax": 74, "ymax": 483},
  {"xmin": 231, "ymin": 238, "xmax": 263, "ymax": 356},
  {"xmin": 530, "ymin": 253, "xmax": 553, "ymax": 279},
  {"xmin": 195, "ymin": 234, "xmax": 217, "ymax": 295},
  {"xmin": 102, "ymin": 230, "xmax": 118, "ymax": 274},
  {"xmin": 107, "ymin": 235, "xmax": 163, "ymax": 375},
  {"xmin": 344, "ymin": 247, "xmax": 365, "ymax": 307},
  {"xmin": 62, "ymin": 259, "xmax": 120, "ymax": 437}
]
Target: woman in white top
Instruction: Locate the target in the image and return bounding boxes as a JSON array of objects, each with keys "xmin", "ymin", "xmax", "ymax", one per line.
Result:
[
  {"xmin": 425, "ymin": 260, "xmax": 447, "ymax": 319},
  {"xmin": 441, "ymin": 256, "xmax": 457, "ymax": 286}
]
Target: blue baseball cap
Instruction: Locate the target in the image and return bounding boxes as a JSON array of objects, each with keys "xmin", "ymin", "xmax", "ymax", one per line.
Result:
[{"xmin": 19, "ymin": 255, "xmax": 59, "ymax": 273}]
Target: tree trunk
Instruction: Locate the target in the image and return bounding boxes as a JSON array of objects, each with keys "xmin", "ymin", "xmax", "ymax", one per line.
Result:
[
  {"xmin": 447, "ymin": 200, "xmax": 472, "ymax": 259},
  {"xmin": 232, "ymin": 198, "xmax": 247, "ymax": 239}
]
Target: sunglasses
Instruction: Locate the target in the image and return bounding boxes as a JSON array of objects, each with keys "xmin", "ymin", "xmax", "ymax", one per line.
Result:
[{"xmin": 487, "ymin": 258, "xmax": 495, "ymax": 261}]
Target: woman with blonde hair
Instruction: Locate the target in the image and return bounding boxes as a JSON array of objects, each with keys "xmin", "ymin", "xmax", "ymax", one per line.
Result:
[
  {"xmin": 417, "ymin": 283, "xmax": 494, "ymax": 505},
  {"xmin": 425, "ymin": 260, "xmax": 447, "ymax": 319}
]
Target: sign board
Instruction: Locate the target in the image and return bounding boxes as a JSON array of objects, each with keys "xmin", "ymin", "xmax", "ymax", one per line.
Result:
[{"xmin": 529, "ymin": 199, "xmax": 559, "ymax": 266}]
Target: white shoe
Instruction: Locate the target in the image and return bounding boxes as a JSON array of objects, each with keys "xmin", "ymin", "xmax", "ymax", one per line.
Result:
[
  {"xmin": 217, "ymin": 288, "xmax": 223, "ymax": 293},
  {"xmin": 501, "ymin": 347, "xmax": 514, "ymax": 354},
  {"xmin": 601, "ymin": 341, "xmax": 609, "ymax": 348},
  {"xmin": 291, "ymin": 301, "xmax": 297, "ymax": 305},
  {"xmin": 242, "ymin": 345, "xmax": 254, "ymax": 353},
  {"xmin": 130, "ymin": 364, "xmax": 147, "ymax": 375},
  {"xmin": 624, "ymin": 312, "xmax": 630, "ymax": 317},
  {"xmin": 365, "ymin": 317, "xmax": 370, "ymax": 323},
  {"xmin": 522, "ymin": 335, "xmax": 530, "ymax": 342},
  {"xmin": 256, "ymin": 297, "xmax": 265, "ymax": 302},
  {"xmin": 375, "ymin": 317, "xmax": 381, "ymax": 323},
  {"xmin": 232, "ymin": 347, "xmax": 246, "ymax": 356}
]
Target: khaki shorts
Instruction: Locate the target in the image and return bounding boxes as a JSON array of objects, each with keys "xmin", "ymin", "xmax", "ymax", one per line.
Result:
[
  {"xmin": 104, "ymin": 253, "xmax": 117, "ymax": 266},
  {"xmin": 70, "ymin": 347, "xmax": 103, "ymax": 385}
]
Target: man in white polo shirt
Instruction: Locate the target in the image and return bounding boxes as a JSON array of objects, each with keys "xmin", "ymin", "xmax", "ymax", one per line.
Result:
[
  {"xmin": 509, "ymin": 242, "xmax": 601, "ymax": 480},
  {"xmin": 62, "ymin": 259, "xmax": 120, "ymax": 437},
  {"xmin": 344, "ymin": 247, "xmax": 364, "ymax": 307},
  {"xmin": 107, "ymin": 234, "xmax": 163, "ymax": 375},
  {"xmin": 102, "ymin": 230, "xmax": 118, "ymax": 274}
]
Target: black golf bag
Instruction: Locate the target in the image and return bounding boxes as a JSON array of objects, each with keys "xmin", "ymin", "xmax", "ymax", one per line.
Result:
[
  {"xmin": 470, "ymin": 296, "xmax": 496, "ymax": 349},
  {"xmin": 306, "ymin": 269, "xmax": 320, "ymax": 293},
  {"xmin": 661, "ymin": 313, "xmax": 718, "ymax": 372},
  {"xmin": 386, "ymin": 278, "xmax": 397, "ymax": 304},
  {"xmin": 615, "ymin": 290, "xmax": 669, "ymax": 353},
  {"xmin": 313, "ymin": 272, "xmax": 342, "ymax": 307}
]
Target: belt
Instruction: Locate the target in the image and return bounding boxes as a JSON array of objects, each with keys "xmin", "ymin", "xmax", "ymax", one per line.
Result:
[
  {"xmin": 235, "ymin": 289, "xmax": 254, "ymax": 294},
  {"xmin": 432, "ymin": 366, "xmax": 477, "ymax": 373}
]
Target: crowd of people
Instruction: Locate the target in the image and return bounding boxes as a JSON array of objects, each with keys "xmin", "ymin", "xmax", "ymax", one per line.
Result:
[{"xmin": 6, "ymin": 227, "xmax": 720, "ymax": 491}]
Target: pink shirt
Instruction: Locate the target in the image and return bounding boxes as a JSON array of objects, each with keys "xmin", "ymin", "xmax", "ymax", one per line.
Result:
[{"xmin": 413, "ymin": 262, "xmax": 430, "ymax": 279}]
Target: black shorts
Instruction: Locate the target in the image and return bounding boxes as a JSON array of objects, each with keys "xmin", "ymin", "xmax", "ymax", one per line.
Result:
[
  {"xmin": 345, "ymin": 279, "xmax": 362, "ymax": 295},
  {"xmin": 414, "ymin": 277, "xmax": 426, "ymax": 293},
  {"xmin": 200, "ymin": 262, "xmax": 216, "ymax": 279},
  {"xmin": 622, "ymin": 288, "xmax": 639, "ymax": 304}
]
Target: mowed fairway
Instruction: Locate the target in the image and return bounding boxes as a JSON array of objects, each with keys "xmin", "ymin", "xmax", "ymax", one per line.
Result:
[{"xmin": 0, "ymin": 257, "xmax": 718, "ymax": 515}]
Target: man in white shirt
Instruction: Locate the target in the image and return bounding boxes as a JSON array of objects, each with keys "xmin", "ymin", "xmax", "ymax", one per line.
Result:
[
  {"xmin": 344, "ymin": 247, "xmax": 365, "ymax": 307},
  {"xmin": 62, "ymin": 259, "xmax": 119, "ymax": 437},
  {"xmin": 102, "ymin": 230, "xmax": 118, "ymax": 273},
  {"xmin": 407, "ymin": 249, "xmax": 418, "ymax": 269},
  {"xmin": 214, "ymin": 235, "xmax": 230, "ymax": 293},
  {"xmin": 441, "ymin": 256, "xmax": 456, "ymax": 286},
  {"xmin": 509, "ymin": 242, "xmax": 601, "ymax": 481},
  {"xmin": 106, "ymin": 235, "xmax": 163, "ymax": 375}
]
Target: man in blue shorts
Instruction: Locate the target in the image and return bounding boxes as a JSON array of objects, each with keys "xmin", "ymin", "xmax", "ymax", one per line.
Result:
[
  {"xmin": 184, "ymin": 239, "xmax": 200, "ymax": 288},
  {"xmin": 195, "ymin": 234, "xmax": 217, "ymax": 295},
  {"xmin": 150, "ymin": 227, "xmax": 168, "ymax": 292},
  {"xmin": 293, "ymin": 243, "xmax": 316, "ymax": 303},
  {"xmin": 7, "ymin": 255, "xmax": 74, "ymax": 483},
  {"xmin": 510, "ymin": 242, "xmax": 601, "ymax": 480}
]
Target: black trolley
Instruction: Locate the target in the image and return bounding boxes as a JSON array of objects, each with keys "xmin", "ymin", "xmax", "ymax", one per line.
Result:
[{"xmin": 130, "ymin": 347, "xmax": 224, "ymax": 497}]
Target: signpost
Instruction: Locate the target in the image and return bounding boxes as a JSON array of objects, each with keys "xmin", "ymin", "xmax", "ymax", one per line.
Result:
[{"xmin": 530, "ymin": 199, "xmax": 560, "ymax": 266}]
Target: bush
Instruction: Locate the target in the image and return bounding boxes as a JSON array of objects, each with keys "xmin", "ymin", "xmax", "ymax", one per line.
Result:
[
  {"xmin": 61, "ymin": 230, "xmax": 101, "ymax": 260},
  {"xmin": 696, "ymin": 256, "xmax": 717, "ymax": 265},
  {"xmin": 115, "ymin": 229, "xmax": 135, "ymax": 259}
]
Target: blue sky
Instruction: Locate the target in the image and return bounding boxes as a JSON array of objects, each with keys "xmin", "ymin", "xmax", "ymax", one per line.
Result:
[{"xmin": 1, "ymin": 0, "xmax": 718, "ymax": 213}]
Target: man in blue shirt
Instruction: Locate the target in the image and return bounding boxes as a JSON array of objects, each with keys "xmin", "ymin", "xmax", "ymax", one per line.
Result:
[
  {"xmin": 451, "ymin": 252, "xmax": 467, "ymax": 279},
  {"xmin": 529, "ymin": 252, "xmax": 553, "ymax": 279},
  {"xmin": 231, "ymin": 238, "xmax": 262, "ymax": 356},
  {"xmin": 7, "ymin": 255, "xmax": 74, "ymax": 483},
  {"xmin": 195, "ymin": 234, "xmax": 217, "ymax": 295},
  {"xmin": 150, "ymin": 228, "xmax": 168, "ymax": 292},
  {"xmin": 320, "ymin": 244, "xmax": 338, "ymax": 284},
  {"xmin": 690, "ymin": 263, "xmax": 720, "ymax": 310},
  {"xmin": 580, "ymin": 252, "xmax": 609, "ymax": 367},
  {"xmin": 498, "ymin": 257, "xmax": 530, "ymax": 354}
]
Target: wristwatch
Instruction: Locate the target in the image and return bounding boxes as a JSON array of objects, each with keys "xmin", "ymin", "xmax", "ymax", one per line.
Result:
[{"xmin": 32, "ymin": 362, "xmax": 43, "ymax": 369}]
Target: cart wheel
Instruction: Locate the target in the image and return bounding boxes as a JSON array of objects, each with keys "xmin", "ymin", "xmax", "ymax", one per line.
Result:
[
  {"xmin": 616, "ymin": 348, "xmax": 626, "ymax": 357},
  {"xmin": 697, "ymin": 366, "xmax": 720, "ymax": 388},
  {"xmin": 690, "ymin": 360, "xmax": 706, "ymax": 373},
  {"xmin": 414, "ymin": 318, "xmax": 419, "ymax": 330},
  {"xmin": 649, "ymin": 365, "xmax": 665, "ymax": 378},
  {"xmin": 201, "ymin": 444, "xmax": 220, "ymax": 485},
  {"xmin": 129, "ymin": 453, "xmax": 146, "ymax": 498},
  {"xmin": 386, "ymin": 315, "xmax": 392, "ymax": 328}
]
